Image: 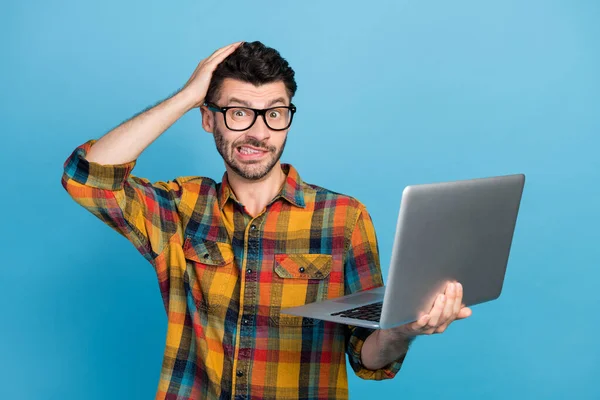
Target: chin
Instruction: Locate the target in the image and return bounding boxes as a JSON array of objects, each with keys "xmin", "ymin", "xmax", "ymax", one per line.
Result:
[{"xmin": 243, "ymin": 168, "xmax": 271, "ymax": 180}]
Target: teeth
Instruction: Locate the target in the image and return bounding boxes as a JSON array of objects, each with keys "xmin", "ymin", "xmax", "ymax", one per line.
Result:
[{"xmin": 239, "ymin": 146, "xmax": 261, "ymax": 155}]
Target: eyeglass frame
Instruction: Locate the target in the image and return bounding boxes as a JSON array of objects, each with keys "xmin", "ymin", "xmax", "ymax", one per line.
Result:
[{"xmin": 204, "ymin": 101, "xmax": 297, "ymax": 132}]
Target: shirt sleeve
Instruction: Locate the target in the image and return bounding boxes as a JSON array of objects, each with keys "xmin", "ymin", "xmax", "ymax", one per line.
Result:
[
  {"xmin": 61, "ymin": 139, "xmax": 183, "ymax": 264},
  {"xmin": 344, "ymin": 204, "xmax": 407, "ymax": 380}
]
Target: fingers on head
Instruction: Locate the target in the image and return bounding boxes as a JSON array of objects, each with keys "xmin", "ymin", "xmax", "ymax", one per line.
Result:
[{"xmin": 207, "ymin": 42, "xmax": 243, "ymax": 64}]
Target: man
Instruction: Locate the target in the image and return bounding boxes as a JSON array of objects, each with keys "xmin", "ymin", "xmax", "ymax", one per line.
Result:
[{"xmin": 62, "ymin": 41, "xmax": 471, "ymax": 400}]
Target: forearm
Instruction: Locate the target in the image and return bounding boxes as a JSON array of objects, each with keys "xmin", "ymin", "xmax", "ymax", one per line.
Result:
[
  {"xmin": 86, "ymin": 89, "xmax": 196, "ymax": 165},
  {"xmin": 360, "ymin": 329, "xmax": 412, "ymax": 370}
]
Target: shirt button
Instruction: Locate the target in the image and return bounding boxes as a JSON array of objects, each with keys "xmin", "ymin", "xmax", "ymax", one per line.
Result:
[
  {"xmin": 250, "ymin": 224, "xmax": 257, "ymax": 231},
  {"xmin": 237, "ymin": 370, "xmax": 244, "ymax": 377},
  {"xmin": 299, "ymin": 267, "xmax": 305, "ymax": 273},
  {"xmin": 243, "ymin": 319, "xmax": 249, "ymax": 325},
  {"xmin": 203, "ymin": 253, "xmax": 209, "ymax": 260},
  {"xmin": 246, "ymin": 268, "xmax": 252, "ymax": 274}
]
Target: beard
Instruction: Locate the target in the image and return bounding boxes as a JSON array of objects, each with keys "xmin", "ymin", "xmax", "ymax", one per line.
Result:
[{"xmin": 213, "ymin": 126, "xmax": 287, "ymax": 181}]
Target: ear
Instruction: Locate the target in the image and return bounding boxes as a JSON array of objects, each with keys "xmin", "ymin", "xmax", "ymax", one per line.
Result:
[{"xmin": 200, "ymin": 105, "xmax": 215, "ymax": 134}]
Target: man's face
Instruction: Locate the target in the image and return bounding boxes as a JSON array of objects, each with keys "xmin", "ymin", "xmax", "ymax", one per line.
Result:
[{"xmin": 202, "ymin": 78, "xmax": 291, "ymax": 181}]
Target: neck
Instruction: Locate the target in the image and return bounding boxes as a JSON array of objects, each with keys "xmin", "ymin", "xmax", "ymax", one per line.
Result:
[{"xmin": 226, "ymin": 162, "xmax": 286, "ymax": 217}]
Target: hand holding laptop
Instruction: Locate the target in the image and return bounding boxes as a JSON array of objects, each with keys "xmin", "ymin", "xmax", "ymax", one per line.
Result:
[
  {"xmin": 385, "ymin": 281, "xmax": 472, "ymax": 338},
  {"xmin": 282, "ymin": 174, "xmax": 524, "ymax": 331},
  {"xmin": 361, "ymin": 281, "xmax": 474, "ymax": 370}
]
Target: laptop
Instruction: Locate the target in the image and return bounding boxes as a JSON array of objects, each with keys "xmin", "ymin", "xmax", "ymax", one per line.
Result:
[{"xmin": 281, "ymin": 174, "xmax": 525, "ymax": 329}]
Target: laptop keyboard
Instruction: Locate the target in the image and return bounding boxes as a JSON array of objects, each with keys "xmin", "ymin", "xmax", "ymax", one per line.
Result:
[{"xmin": 330, "ymin": 301, "xmax": 383, "ymax": 322}]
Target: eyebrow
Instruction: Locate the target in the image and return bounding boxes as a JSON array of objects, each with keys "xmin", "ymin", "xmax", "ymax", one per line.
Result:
[{"xmin": 227, "ymin": 97, "xmax": 288, "ymax": 108}]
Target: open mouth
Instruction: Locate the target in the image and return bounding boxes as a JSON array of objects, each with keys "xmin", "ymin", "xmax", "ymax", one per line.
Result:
[{"xmin": 235, "ymin": 145, "xmax": 269, "ymax": 159}]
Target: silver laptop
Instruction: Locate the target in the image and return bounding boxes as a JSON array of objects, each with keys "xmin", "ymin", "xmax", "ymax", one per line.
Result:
[{"xmin": 281, "ymin": 174, "xmax": 525, "ymax": 329}]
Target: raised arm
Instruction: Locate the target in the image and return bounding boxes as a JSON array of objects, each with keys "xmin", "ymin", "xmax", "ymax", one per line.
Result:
[
  {"xmin": 86, "ymin": 41, "xmax": 243, "ymax": 165},
  {"xmin": 61, "ymin": 42, "xmax": 243, "ymax": 264}
]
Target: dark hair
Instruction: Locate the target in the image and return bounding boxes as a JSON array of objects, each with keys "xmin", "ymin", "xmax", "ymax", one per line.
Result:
[{"xmin": 205, "ymin": 41, "xmax": 297, "ymax": 103}]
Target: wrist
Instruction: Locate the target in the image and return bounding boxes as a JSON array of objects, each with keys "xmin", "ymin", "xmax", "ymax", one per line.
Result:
[
  {"xmin": 378, "ymin": 328, "xmax": 415, "ymax": 347},
  {"xmin": 174, "ymin": 88, "xmax": 202, "ymax": 112}
]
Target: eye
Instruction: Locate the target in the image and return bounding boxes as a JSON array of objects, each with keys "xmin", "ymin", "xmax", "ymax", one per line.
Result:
[
  {"xmin": 268, "ymin": 110, "xmax": 281, "ymax": 119},
  {"xmin": 233, "ymin": 109, "xmax": 247, "ymax": 117}
]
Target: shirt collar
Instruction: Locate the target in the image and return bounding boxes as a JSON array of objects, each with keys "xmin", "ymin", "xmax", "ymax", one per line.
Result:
[{"xmin": 218, "ymin": 164, "xmax": 306, "ymax": 210}]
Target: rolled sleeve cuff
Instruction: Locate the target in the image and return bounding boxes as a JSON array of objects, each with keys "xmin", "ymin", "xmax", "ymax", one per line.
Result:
[
  {"xmin": 63, "ymin": 140, "xmax": 137, "ymax": 190},
  {"xmin": 347, "ymin": 326, "xmax": 405, "ymax": 380}
]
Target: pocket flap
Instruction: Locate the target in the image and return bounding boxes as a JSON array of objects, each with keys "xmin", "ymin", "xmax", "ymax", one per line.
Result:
[
  {"xmin": 274, "ymin": 254, "xmax": 332, "ymax": 279},
  {"xmin": 183, "ymin": 237, "xmax": 234, "ymax": 266}
]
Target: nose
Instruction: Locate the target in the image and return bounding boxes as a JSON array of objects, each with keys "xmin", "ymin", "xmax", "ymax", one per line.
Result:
[{"xmin": 245, "ymin": 114, "xmax": 271, "ymax": 142}]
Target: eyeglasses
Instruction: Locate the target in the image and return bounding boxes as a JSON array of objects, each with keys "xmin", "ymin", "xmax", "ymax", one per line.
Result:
[{"xmin": 204, "ymin": 102, "xmax": 297, "ymax": 131}]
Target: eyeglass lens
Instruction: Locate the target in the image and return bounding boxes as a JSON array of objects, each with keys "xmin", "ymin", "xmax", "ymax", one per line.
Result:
[{"xmin": 225, "ymin": 107, "xmax": 292, "ymax": 130}]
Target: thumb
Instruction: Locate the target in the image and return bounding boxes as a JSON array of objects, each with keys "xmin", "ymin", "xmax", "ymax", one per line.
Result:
[{"xmin": 457, "ymin": 307, "xmax": 472, "ymax": 320}]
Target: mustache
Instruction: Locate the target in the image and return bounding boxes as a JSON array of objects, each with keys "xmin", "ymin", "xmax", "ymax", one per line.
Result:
[{"xmin": 233, "ymin": 138, "xmax": 275, "ymax": 152}]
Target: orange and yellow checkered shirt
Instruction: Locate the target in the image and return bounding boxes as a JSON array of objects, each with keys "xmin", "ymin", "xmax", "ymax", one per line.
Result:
[{"xmin": 61, "ymin": 140, "xmax": 405, "ymax": 400}]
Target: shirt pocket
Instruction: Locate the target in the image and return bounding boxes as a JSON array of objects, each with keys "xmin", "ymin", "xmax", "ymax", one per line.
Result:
[
  {"xmin": 183, "ymin": 237, "xmax": 236, "ymax": 313},
  {"xmin": 270, "ymin": 253, "xmax": 332, "ymax": 326}
]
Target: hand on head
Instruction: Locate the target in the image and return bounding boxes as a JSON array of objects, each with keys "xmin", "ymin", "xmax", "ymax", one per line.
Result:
[{"xmin": 182, "ymin": 42, "xmax": 244, "ymax": 109}]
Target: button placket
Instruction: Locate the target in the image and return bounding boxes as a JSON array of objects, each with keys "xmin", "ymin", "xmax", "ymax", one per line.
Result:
[
  {"xmin": 242, "ymin": 224, "xmax": 259, "ymax": 326},
  {"xmin": 235, "ymin": 218, "xmax": 261, "ymax": 397}
]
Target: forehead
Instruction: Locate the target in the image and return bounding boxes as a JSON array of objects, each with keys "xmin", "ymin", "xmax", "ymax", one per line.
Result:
[{"xmin": 217, "ymin": 78, "xmax": 289, "ymax": 106}]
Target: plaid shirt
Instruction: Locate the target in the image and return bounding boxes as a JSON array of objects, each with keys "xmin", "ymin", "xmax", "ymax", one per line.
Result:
[{"xmin": 61, "ymin": 140, "xmax": 405, "ymax": 400}]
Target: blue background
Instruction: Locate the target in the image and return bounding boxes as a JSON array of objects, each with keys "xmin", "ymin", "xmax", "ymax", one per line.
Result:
[{"xmin": 2, "ymin": 0, "xmax": 599, "ymax": 398}]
